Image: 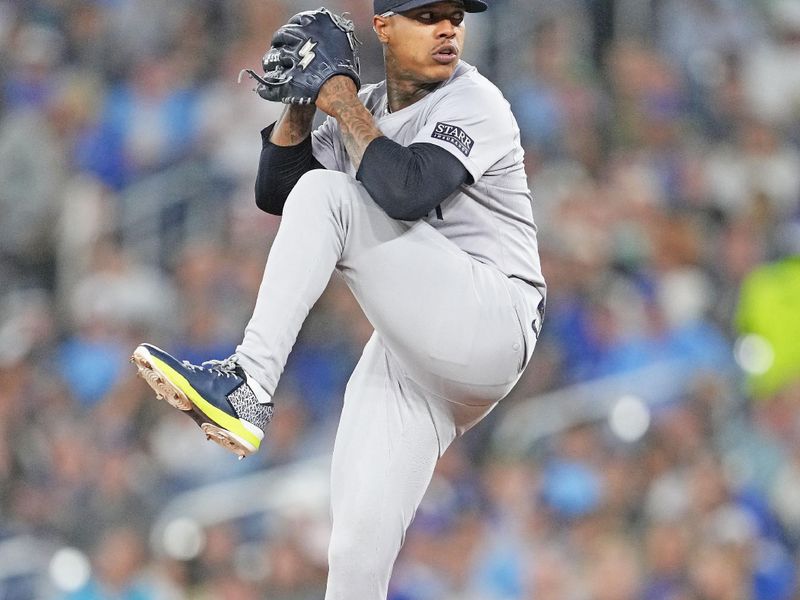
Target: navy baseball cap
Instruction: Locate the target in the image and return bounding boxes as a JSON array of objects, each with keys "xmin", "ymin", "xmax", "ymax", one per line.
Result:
[{"xmin": 374, "ymin": 0, "xmax": 488, "ymax": 15}]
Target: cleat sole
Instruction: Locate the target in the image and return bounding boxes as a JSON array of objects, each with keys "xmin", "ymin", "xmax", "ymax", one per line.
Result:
[
  {"xmin": 201, "ymin": 423, "xmax": 255, "ymax": 459},
  {"xmin": 131, "ymin": 347, "xmax": 192, "ymax": 411}
]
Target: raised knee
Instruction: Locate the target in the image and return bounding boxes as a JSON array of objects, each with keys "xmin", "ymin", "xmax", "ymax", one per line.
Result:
[
  {"xmin": 292, "ymin": 169, "xmax": 354, "ymax": 196},
  {"xmin": 283, "ymin": 169, "xmax": 355, "ymax": 215}
]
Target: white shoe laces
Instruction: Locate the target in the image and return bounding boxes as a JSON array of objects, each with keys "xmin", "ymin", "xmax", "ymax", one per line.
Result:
[{"xmin": 180, "ymin": 356, "xmax": 240, "ymax": 378}]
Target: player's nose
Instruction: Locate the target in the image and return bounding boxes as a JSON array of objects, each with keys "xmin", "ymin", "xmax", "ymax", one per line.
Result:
[{"xmin": 433, "ymin": 18, "xmax": 457, "ymax": 38}]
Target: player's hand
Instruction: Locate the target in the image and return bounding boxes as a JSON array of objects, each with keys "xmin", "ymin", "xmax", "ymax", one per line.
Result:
[{"xmin": 315, "ymin": 75, "xmax": 360, "ymax": 117}]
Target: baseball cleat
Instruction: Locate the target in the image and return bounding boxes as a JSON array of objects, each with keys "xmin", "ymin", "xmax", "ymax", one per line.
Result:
[{"xmin": 131, "ymin": 344, "xmax": 273, "ymax": 459}]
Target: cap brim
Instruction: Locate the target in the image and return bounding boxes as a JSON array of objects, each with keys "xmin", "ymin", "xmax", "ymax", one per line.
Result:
[{"xmin": 386, "ymin": 0, "xmax": 488, "ymax": 14}]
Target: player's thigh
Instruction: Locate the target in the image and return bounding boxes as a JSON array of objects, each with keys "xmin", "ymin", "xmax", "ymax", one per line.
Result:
[{"xmin": 340, "ymin": 219, "xmax": 525, "ymax": 391}]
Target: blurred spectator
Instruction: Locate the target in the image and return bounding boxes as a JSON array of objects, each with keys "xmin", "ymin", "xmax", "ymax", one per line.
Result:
[
  {"xmin": 687, "ymin": 542, "xmax": 750, "ymax": 600},
  {"xmin": 57, "ymin": 238, "xmax": 176, "ymax": 408},
  {"xmin": 262, "ymin": 528, "xmax": 328, "ymax": 599},
  {"xmin": 656, "ymin": 0, "xmax": 764, "ymax": 121},
  {"xmin": 2, "ymin": 22, "xmax": 64, "ymax": 111},
  {"xmin": 78, "ymin": 49, "xmax": 203, "ymax": 189},
  {"xmin": 198, "ymin": 40, "xmax": 284, "ymax": 185},
  {"xmin": 63, "ymin": 527, "xmax": 158, "ymax": 600},
  {"xmin": 735, "ymin": 225, "xmax": 800, "ymax": 398},
  {"xmin": 704, "ymin": 118, "xmax": 800, "ymax": 222},
  {"xmin": 506, "ymin": 15, "xmax": 605, "ymax": 171},
  {"xmin": 0, "ymin": 65, "xmax": 82, "ymax": 286},
  {"xmin": 743, "ymin": 0, "xmax": 800, "ymax": 128},
  {"xmin": 584, "ymin": 536, "xmax": 644, "ymax": 600},
  {"xmin": 643, "ymin": 520, "xmax": 692, "ymax": 600}
]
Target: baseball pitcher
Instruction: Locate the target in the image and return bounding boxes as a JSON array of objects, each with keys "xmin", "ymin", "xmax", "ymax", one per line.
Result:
[{"xmin": 132, "ymin": 1, "xmax": 546, "ymax": 597}]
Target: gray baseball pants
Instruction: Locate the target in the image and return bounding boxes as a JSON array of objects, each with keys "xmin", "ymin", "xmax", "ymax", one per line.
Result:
[{"xmin": 235, "ymin": 169, "xmax": 541, "ymax": 599}]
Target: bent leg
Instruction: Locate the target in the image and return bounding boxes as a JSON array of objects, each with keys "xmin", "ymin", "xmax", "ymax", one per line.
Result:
[{"xmin": 236, "ymin": 170, "xmax": 538, "ymax": 404}]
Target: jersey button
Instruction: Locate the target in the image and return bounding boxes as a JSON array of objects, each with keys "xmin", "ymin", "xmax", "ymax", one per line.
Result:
[{"xmin": 512, "ymin": 342, "xmax": 521, "ymax": 351}]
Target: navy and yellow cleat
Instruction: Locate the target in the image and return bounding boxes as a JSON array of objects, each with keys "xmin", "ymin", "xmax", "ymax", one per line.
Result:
[{"xmin": 131, "ymin": 344, "xmax": 273, "ymax": 459}]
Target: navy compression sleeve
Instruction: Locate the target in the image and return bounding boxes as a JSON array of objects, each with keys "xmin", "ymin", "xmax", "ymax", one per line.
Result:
[
  {"xmin": 254, "ymin": 123, "xmax": 324, "ymax": 215},
  {"xmin": 356, "ymin": 137, "xmax": 471, "ymax": 221}
]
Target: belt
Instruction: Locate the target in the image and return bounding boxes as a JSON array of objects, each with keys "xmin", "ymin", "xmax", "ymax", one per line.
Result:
[{"xmin": 508, "ymin": 276, "xmax": 546, "ymax": 339}]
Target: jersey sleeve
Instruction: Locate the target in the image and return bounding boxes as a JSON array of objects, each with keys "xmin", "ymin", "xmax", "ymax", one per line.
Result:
[
  {"xmin": 311, "ymin": 115, "xmax": 341, "ymax": 171},
  {"xmin": 411, "ymin": 81, "xmax": 516, "ymax": 183}
]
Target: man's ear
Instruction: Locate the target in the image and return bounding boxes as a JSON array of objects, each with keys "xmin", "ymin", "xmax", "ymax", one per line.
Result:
[{"xmin": 373, "ymin": 14, "xmax": 390, "ymax": 43}]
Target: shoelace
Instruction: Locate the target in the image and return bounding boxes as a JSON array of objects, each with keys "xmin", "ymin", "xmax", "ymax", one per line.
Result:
[
  {"xmin": 180, "ymin": 356, "xmax": 240, "ymax": 378},
  {"xmin": 202, "ymin": 356, "xmax": 239, "ymax": 375}
]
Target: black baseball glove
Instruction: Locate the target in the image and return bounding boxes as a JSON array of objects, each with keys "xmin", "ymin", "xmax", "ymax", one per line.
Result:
[{"xmin": 239, "ymin": 7, "xmax": 361, "ymax": 105}]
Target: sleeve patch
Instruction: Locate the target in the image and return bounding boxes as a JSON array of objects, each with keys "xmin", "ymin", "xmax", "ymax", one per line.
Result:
[{"xmin": 431, "ymin": 122, "xmax": 474, "ymax": 156}]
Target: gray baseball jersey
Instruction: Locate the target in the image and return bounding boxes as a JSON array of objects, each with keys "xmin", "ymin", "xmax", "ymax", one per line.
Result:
[{"xmin": 311, "ymin": 61, "xmax": 546, "ymax": 292}]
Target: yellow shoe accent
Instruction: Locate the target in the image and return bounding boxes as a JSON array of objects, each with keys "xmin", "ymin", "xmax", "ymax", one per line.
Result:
[{"xmin": 148, "ymin": 355, "xmax": 261, "ymax": 450}]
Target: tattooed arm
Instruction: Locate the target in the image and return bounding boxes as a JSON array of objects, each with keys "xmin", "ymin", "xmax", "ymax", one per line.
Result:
[
  {"xmin": 270, "ymin": 104, "xmax": 317, "ymax": 146},
  {"xmin": 255, "ymin": 77, "xmax": 377, "ymax": 214},
  {"xmin": 315, "ymin": 76, "xmax": 383, "ymax": 169},
  {"xmin": 315, "ymin": 76, "xmax": 469, "ymax": 220},
  {"xmin": 256, "ymin": 104, "xmax": 324, "ymax": 215}
]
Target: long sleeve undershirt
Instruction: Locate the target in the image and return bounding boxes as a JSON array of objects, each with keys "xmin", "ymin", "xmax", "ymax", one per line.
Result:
[
  {"xmin": 254, "ymin": 124, "xmax": 323, "ymax": 215},
  {"xmin": 254, "ymin": 126, "xmax": 470, "ymax": 219},
  {"xmin": 356, "ymin": 136, "xmax": 470, "ymax": 221}
]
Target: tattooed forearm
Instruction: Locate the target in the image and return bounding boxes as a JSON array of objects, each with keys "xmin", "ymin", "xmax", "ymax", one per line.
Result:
[
  {"xmin": 270, "ymin": 104, "xmax": 317, "ymax": 146},
  {"xmin": 331, "ymin": 100, "xmax": 382, "ymax": 168},
  {"xmin": 316, "ymin": 76, "xmax": 383, "ymax": 169}
]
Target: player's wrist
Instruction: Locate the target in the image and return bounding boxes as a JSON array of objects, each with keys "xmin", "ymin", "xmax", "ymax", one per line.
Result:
[
  {"xmin": 316, "ymin": 75, "xmax": 360, "ymax": 117},
  {"xmin": 286, "ymin": 104, "xmax": 317, "ymax": 120},
  {"xmin": 271, "ymin": 104, "xmax": 316, "ymax": 146}
]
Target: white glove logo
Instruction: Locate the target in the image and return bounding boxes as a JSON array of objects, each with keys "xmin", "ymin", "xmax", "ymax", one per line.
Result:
[{"xmin": 298, "ymin": 39, "xmax": 317, "ymax": 70}]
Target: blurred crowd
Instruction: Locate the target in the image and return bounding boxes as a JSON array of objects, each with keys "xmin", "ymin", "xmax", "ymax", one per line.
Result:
[{"xmin": 1, "ymin": 0, "xmax": 800, "ymax": 598}]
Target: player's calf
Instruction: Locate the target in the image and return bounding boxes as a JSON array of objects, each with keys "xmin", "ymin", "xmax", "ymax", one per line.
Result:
[{"xmin": 131, "ymin": 344, "xmax": 273, "ymax": 459}]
